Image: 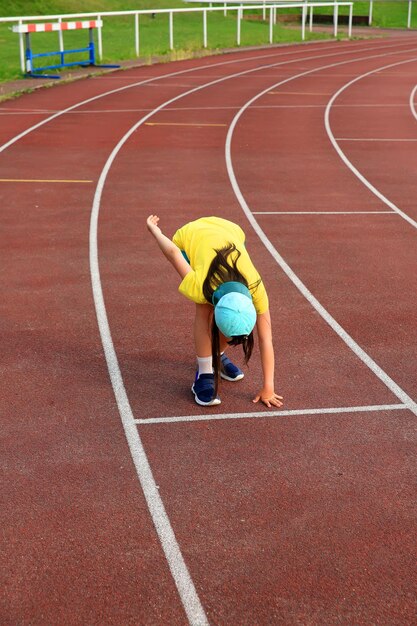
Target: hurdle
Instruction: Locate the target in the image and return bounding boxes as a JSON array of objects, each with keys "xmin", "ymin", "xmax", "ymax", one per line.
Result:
[{"xmin": 12, "ymin": 20, "xmax": 119, "ymax": 79}]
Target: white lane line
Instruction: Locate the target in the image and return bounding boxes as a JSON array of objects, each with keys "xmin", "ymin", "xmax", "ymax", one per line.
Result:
[
  {"xmin": 87, "ymin": 43, "xmax": 417, "ymax": 623},
  {"xmin": 0, "ymin": 39, "xmax": 371, "ymax": 155},
  {"xmin": 135, "ymin": 404, "xmax": 409, "ymax": 425},
  {"xmin": 225, "ymin": 55, "xmax": 417, "ymax": 418},
  {"xmin": 90, "ymin": 140, "xmax": 209, "ymax": 626},
  {"xmin": 0, "ymin": 38, "xmax": 413, "ymax": 156},
  {"xmin": 325, "ymin": 56, "xmax": 417, "ymax": 231},
  {"xmin": 336, "ymin": 137, "xmax": 417, "ymax": 142},
  {"xmin": 410, "ymin": 83, "xmax": 417, "ymax": 121},
  {"xmin": 253, "ymin": 211, "xmax": 394, "ymax": 215}
]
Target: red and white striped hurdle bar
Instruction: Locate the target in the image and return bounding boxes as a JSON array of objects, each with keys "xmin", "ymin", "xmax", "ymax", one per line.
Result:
[{"xmin": 12, "ymin": 20, "xmax": 103, "ymax": 33}]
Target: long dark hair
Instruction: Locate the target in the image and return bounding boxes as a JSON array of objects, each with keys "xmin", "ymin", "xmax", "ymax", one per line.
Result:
[{"xmin": 202, "ymin": 243, "xmax": 259, "ymax": 394}]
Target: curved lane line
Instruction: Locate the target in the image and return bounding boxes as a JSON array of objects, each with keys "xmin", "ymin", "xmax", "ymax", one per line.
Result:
[
  {"xmin": 90, "ymin": 137, "xmax": 210, "ymax": 626},
  {"xmin": 410, "ymin": 83, "xmax": 417, "ymax": 120},
  {"xmin": 0, "ymin": 39, "xmax": 367, "ymax": 156},
  {"xmin": 89, "ymin": 43, "xmax": 417, "ymax": 622},
  {"xmin": 0, "ymin": 37, "xmax": 415, "ymax": 156},
  {"xmin": 324, "ymin": 57, "xmax": 417, "ymax": 230},
  {"xmin": 225, "ymin": 57, "xmax": 417, "ymax": 416}
]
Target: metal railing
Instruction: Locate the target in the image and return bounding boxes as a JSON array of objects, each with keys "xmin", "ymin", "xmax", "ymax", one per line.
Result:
[
  {"xmin": 2, "ymin": 3, "xmax": 353, "ymax": 74},
  {"xmin": 184, "ymin": 0, "xmax": 356, "ymax": 29},
  {"xmin": 185, "ymin": 0, "xmax": 417, "ymax": 28}
]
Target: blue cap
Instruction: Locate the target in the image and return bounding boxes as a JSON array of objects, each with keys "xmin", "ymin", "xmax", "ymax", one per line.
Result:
[{"xmin": 213, "ymin": 282, "xmax": 257, "ymax": 338}]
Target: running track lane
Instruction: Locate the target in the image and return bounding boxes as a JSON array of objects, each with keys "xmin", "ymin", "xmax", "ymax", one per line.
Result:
[
  {"xmin": 97, "ymin": 37, "xmax": 417, "ymax": 623},
  {"xmin": 1, "ymin": 36, "xmax": 416, "ymax": 624}
]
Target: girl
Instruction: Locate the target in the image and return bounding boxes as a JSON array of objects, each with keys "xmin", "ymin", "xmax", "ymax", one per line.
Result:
[{"xmin": 146, "ymin": 215, "xmax": 283, "ymax": 409}]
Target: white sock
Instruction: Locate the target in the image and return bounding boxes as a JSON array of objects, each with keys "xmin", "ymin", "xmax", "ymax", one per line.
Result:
[{"xmin": 196, "ymin": 355, "xmax": 212, "ymax": 378}]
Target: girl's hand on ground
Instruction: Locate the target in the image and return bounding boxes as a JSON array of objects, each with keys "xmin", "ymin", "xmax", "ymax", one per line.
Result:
[
  {"xmin": 253, "ymin": 389, "xmax": 284, "ymax": 408},
  {"xmin": 146, "ymin": 214, "xmax": 161, "ymax": 235}
]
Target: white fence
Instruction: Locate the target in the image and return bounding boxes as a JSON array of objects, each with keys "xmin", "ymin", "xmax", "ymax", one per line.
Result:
[
  {"xmin": 185, "ymin": 0, "xmax": 417, "ymax": 28},
  {"xmin": 1, "ymin": 3, "xmax": 353, "ymax": 74},
  {"xmin": 185, "ymin": 0, "xmax": 354, "ymax": 30}
]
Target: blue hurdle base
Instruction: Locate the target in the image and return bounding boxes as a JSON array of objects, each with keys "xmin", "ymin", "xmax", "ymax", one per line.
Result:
[
  {"xmin": 26, "ymin": 63, "xmax": 120, "ymax": 80},
  {"xmin": 25, "ymin": 35, "xmax": 120, "ymax": 79}
]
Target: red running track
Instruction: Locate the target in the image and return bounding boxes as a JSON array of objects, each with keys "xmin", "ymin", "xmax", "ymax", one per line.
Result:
[{"xmin": 1, "ymin": 34, "xmax": 416, "ymax": 625}]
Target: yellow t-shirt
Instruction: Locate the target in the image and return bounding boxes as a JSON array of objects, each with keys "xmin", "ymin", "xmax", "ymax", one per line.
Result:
[{"xmin": 172, "ymin": 216, "xmax": 269, "ymax": 314}]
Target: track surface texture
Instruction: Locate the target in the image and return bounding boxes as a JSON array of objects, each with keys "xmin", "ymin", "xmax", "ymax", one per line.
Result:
[{"xmin": 1, "ymin": 34, "xmax": 417, "ymax": 625}]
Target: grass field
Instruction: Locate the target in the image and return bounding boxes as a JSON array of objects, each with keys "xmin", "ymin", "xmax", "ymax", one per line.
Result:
[{"xmin": 0, "ymin": 1, "xmax": 415, "ymax": 83}]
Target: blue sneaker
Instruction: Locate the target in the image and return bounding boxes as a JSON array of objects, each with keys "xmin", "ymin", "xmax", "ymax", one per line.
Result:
[
  {"xmin": 191, "ymin": 373, "xmax": 221, "ymax": 406},
  {"xmin": 220, "ymin": 353, "xmax": 244, "ymax": 381}
]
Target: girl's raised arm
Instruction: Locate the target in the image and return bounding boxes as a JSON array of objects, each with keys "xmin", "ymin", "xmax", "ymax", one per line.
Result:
[{"xmin": 146, "ymin": 215, "xmax": 191, "ymax": 279}]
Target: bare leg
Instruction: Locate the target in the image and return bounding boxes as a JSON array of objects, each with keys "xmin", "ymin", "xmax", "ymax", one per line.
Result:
[
  {"xmin": 194, "ymin": 305, "xmax": 229, "ymax": 352},
  {"xmin": 219, "ymin": 333, "xmax": 228, "ymax": 353},
  {"xmin": 194, "ymin": 303, "xmax": 213, "ymax": 357}
]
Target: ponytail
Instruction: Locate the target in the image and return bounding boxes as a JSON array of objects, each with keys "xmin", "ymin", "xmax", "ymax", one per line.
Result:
[
  {"xmin": 203, "ymin": 243, "xmax": 258, "ymax": 302},
  {"xmin": 210, "ymin": 323, "xmax": 254, "ymax": 394},
  {"xmin": 203, "ymin": 243, "xmax": 259, "ymax": 393},
  {"xmin": 211, "ymin": 322, "xmax": 221, "ymax": 395}
]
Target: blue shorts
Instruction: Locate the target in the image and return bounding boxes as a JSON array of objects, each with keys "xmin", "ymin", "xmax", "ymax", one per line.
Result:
[{"xmin": 181, "ymin": 250, "xmax": 190, "ymax": 264}]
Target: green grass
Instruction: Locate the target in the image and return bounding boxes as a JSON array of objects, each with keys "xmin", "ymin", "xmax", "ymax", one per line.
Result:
[
  {"xmin": 0, "ymin": 1, "xmax": 415, "ymax": 83},
  {"xmin": 0, "ymin": 0, "xmax": 327, "ymax": 83},
  {"xmin": 283, "ymin": 0, "xmax": 417, "ymax": 26}
]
